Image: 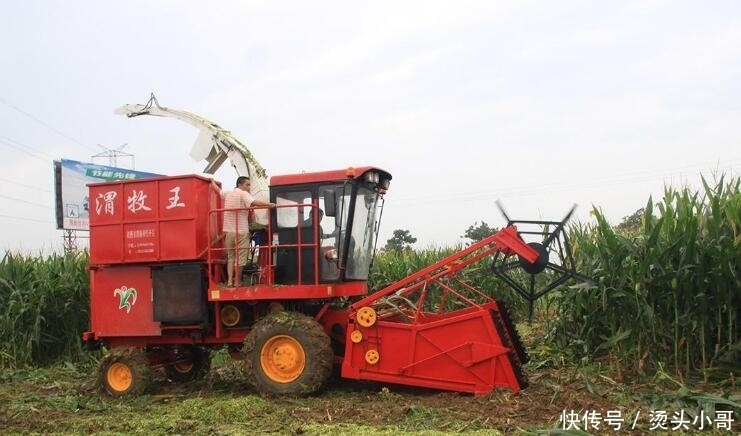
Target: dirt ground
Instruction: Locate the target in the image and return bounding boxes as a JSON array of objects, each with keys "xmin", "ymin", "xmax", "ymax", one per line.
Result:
[{"xmin": 1, "ymin": 355, "xmax": 738, "ymax": 435}]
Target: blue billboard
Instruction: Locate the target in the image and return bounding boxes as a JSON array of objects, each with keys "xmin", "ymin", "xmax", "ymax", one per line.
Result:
[{"xmin": 54, "ymin": 158, "xmax": 162, "ymax": 230}]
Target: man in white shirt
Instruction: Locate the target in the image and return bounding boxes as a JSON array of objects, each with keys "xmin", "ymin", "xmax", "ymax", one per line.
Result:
[{"xmin": 212, "ymin": 176, "xmax": 275, "ymax": 287}]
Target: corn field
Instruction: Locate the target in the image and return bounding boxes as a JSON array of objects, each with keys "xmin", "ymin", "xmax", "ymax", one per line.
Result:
[
  {"xmin": 0, "ymin": 251, "xmax": 91, "ymax": 368},
  {"xmin": 556, "ymin": 175, "xmax": 739, "ymax": 382}
]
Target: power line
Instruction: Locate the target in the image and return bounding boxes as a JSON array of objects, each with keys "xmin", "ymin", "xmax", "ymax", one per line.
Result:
[
  {"xmin": 0, "ymin": 96, "xmax": 96, "ymax": 152},
  {"xmin": 0, "ymin": 136, "xmax": 53, "ymax": 163},
  {"xmin": 0, "ymin": 135, "xmax": 56, "ymax": 160},
  {"xmin": 0, "ymin": 193, "xmax": 53, "ymax": 209},
  {"xmin": 0, "ymin": 213, "xmax": 54, "ymax": 224},
  {"xmin": 0, "ymin": 177, "xmax": 52, "ymax": 193}
]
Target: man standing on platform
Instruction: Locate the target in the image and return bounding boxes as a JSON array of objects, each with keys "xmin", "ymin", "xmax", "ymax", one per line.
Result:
[{"xmin": 212, "ymin": 176, "xmax": 275, "ymax": 287}]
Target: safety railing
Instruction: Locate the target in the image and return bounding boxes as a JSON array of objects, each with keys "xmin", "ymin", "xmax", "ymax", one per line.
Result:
[{"xmin": 206, "ymin": 202, "xmax": 324, "ymax": 288}]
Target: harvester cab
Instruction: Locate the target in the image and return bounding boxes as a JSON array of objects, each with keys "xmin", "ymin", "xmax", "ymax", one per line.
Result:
[{"xmin": 264, "ymin": 166, "xmax": 391, "ymax": 288}]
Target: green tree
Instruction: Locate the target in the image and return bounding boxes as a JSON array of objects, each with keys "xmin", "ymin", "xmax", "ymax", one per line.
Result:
[
  {"xmin": 615, "ymin": 207, "xmax": 645, "ymax": 234},
  {"xmin": 384, "ymin": 229, "xmax": 417, "ymax": 252},
  {"xmin": 462, "ymin": 221, "xmax": 497, "ymax": 243}
]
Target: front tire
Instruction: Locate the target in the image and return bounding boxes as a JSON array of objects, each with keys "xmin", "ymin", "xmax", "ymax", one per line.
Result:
[
  {"xmin": 98, "ymin": 347, "xmax": 152, "ymax": 397},
  {"xmin": 243, "ymin": 311, "xmax": 333, "ymax": 395}
]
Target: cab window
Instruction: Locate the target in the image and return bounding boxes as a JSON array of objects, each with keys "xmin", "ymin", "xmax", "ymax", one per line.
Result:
[{"xmin": 275, "ymin": 191, "xmax": 312, "ymax": 228}]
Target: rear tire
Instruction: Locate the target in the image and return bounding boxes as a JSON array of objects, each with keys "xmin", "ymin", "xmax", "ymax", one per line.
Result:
[
  {"xmin": 164, "ymin": 346, "xmax": 211, "ymax": 382},
  {"xmin": 98, "ymin": 347, "xmax": 152, "ymax": 397},
  {"xmin": 243, "ymin": 311, "xmax": 333, "ymax": 395}
]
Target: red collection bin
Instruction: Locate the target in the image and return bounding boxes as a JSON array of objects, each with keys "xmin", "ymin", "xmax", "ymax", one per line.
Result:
[{"xmin": 88, "ymin": 174, "xmax": 220, "ymax": 264}]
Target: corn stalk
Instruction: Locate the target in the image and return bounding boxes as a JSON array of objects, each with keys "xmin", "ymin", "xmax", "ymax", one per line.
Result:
[
  {"xmin": 0, "ymin": 251, "xmax": 91, "ymax": 368},
  {"xmin": 554, "ymin": 174, "xmax": 739, "ymax": 382}
]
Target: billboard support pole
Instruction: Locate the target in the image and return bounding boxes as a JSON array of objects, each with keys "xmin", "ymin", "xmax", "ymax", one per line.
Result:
[{"xmin": 63, "ymin": 229, "xmax": 78, "ymax": 253}]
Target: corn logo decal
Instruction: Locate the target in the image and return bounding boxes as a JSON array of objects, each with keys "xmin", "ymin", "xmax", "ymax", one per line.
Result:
[{"xmin": 113, "ymin": 286, "xmax": 138, "ymax": 314}]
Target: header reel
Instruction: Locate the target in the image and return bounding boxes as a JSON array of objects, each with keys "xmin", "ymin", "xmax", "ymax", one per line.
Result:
[{"xmin": 491, "ymin": 202, "xmax": 592, "ymax": 320}]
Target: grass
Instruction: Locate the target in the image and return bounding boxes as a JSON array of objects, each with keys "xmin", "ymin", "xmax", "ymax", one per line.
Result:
[
  {"xmin": 0, "ymin": 348, "xmax": 738, "ymax": 435},
  {"xmin": 0, "ymin": 358, "xmax": 507, "ymax": 435}
]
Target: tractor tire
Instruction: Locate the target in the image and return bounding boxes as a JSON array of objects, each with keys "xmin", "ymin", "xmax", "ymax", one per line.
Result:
[
  {"xmin": 98, "ymin": 347, "xmax": 152, "ymax": 397},
  {"xmin": 243, "ymin": 311, "xmax": 333, "ymax": 395},
  {"xmin": 164, "ymin": 346, "xmax": 211, "ymax": 382}
]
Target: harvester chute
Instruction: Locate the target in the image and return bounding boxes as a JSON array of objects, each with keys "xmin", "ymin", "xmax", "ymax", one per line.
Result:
[{"xmin": 114, "ymin": 93, "xmax": 270, "ymax": 225}]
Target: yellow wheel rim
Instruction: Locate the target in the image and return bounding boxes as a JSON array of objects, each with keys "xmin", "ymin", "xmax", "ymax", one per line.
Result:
[
  {"xmin": 107, "ymin": 362, "xmax": 133, "ymax": 392},
  {"xmin": 260, "ymin": 335, "xmax": 306, "ymax": 383},
  {"xmin": 357, "ymin": 307, "xmax": 377, "ymax": 327}
]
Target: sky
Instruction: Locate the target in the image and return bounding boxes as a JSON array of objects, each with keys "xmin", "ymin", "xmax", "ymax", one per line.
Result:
[{"xmin": 1, "ymin": 0, "xmax": 740, "ymax": 254}]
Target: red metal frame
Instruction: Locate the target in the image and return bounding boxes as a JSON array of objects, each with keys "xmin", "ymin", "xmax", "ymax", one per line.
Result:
[
  {"xmin": 207, "ymin": 282, "xmax": 368, "ymax": 302},
  {"xmin": 205, "ymin": 201, "xmax": 365, "ymax": 294},
  {"xmin": 350, "ymin": 226, "xmax": 538, "ymax": 311}
]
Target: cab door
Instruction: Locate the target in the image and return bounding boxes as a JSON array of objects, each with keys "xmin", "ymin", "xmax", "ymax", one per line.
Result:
[{"xmin": 273, "ymin": 189, "xmax": 316, "ymax": 285}]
